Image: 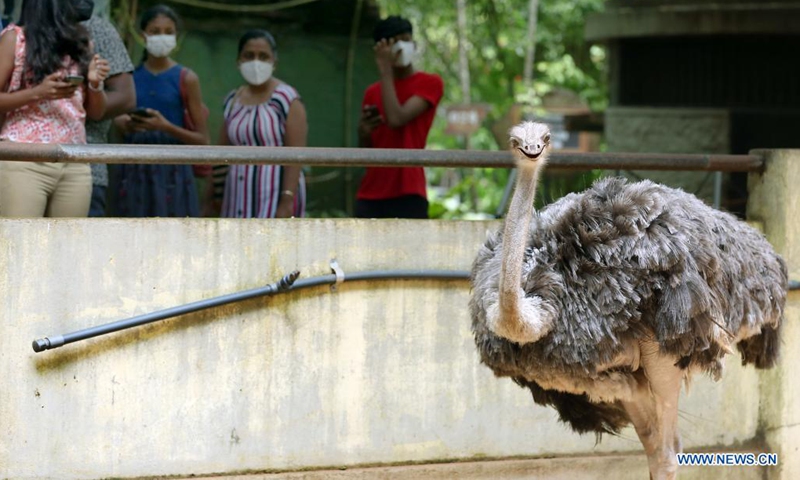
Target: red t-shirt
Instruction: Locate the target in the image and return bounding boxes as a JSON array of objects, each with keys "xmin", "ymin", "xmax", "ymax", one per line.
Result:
[{"xmin": 357, "ymin": 71, "xmax": 444, "ymax": 200}]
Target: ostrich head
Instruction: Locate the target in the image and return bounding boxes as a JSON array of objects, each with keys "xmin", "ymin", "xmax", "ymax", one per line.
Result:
[{"xmin": 509, "ymin": 121, "xmax": 551, "ymax": 167}]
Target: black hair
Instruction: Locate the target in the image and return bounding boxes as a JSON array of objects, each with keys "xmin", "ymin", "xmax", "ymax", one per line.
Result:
[
  {"xmin": 372, "ymin": 15, "xmax": 412, "ymax": 43},
  {"xmin": 17, "ymin": 0, "xmax": 92, "ymax": 84},
  {"xmin": 237, "ymin": 29, "xmax": 278, "ymax": 58},
  {"xmin": 139, "ymin": 4, "xmax": 182, "ymax": 63},
  {"xmin": 139, "ymin": 4, "xmax": 182, "ymax": 32}
]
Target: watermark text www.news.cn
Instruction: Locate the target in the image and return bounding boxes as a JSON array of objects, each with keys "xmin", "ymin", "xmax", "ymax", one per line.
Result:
[{"xmin": 676, "ymin": 453, "xmax": 778, "ymax": 467}]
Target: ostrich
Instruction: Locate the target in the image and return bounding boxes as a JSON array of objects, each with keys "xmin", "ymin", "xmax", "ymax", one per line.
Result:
[{"xmin": 469, "ymin": 121, "xmax": 788, "ymax": 480}]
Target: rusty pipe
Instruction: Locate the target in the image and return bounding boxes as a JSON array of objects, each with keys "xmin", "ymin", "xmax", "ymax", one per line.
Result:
[{"xmin": 0, "ymin": 143, "xmax": 765, "ymax": 172}]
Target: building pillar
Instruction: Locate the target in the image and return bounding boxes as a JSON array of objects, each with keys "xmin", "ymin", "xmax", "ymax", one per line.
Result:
[{"xmin": 747, "ymin": 149, "xmax": 800, "ymax": 479}]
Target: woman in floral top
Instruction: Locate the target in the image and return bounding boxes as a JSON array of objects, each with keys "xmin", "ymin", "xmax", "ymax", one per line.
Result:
[{"xmin": 0, "ymin": 0, "xmax": 110, "ymax": 217}]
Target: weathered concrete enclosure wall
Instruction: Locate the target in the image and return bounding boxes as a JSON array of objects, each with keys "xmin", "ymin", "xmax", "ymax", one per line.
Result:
[
  {"xmin": 748, "ymin": 150, "xmax": 800, "ymax": 480},
  {"xmin": 1, "ymin": 151, "xmax": 798, "ymax": 479},
  {"xmin": 605, "ymin": 107, "xmax": 731, "ymax": 203}
]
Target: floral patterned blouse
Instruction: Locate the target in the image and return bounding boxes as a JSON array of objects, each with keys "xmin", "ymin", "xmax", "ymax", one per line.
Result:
[{"xmin": 0, "ymin": 25, "xmax": 86, "ymax": 144}]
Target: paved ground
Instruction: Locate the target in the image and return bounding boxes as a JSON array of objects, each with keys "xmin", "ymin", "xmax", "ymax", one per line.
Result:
[{"xmin": 185, "ymin": 453, "xmax": 765, "ymax": 480}]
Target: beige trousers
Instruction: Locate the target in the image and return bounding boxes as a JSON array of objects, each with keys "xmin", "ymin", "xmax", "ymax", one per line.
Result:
[{"xmin": 0, "ymin": 161, "xmax": 91, "ymax": 217}]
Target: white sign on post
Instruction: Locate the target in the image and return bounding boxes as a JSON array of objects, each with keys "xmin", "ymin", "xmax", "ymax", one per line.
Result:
[{"xmin": 445, "ymin": 104, "xmax": 490, "ymax": 135}]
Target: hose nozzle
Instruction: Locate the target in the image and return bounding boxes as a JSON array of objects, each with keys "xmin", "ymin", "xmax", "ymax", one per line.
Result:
[{"xmin": 278, "ymin": 270, "xmax": 300, "ymax": 291}]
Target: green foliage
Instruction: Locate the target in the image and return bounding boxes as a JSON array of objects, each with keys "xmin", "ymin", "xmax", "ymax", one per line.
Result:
[
  {"xmin": 428, "ymin": 168, "xmax": 607, "ymax": 220},
  {"xmin": 427, "ymin": 166, "xmax": 513, "ymax": 219},
  {"xmin": 380, "ymin": 0, "xmax": 606, "ymax": 117},
  {"xmin": 379, "ymin": 0, "xmax": 607, "ymax": 219}
]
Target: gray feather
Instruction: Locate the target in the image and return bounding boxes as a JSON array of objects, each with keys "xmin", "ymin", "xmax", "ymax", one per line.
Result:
[{"xmin": 470, "ymin": 177, "xmax": 788, "ymax": 433}]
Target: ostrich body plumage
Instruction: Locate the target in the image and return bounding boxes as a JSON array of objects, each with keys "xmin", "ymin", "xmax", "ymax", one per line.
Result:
[
  {"xmin": 469, "ymin": 122, "xmax": 788, "ymax": 479},
  {"xmin": 471, "ymin": 176, "xmax": 786, "ymax": 411}
]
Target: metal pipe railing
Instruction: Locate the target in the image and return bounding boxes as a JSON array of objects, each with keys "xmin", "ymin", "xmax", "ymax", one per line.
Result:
[{"xmin": 0, "ymin": 143, "xmax": 765, "ymax": 172}]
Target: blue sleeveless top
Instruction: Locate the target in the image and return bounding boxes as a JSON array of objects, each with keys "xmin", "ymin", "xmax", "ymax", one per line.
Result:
[
  {"xmin": 114, "ymin": 63, "xmax": 198, "ymax": 217},
  {"xmin": 126, "ymin": 64, "xmax": 185, "ymax": 145}
]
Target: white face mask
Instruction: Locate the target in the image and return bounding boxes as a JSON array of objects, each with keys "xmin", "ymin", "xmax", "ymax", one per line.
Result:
[
  {"xmin": 239, "ymin": 60, "xmax": 274, "ymax": 86},
  {"xmin": 145, "ymin": 34, "xmax": 177, "ymax": 58},
  {"xmin": 392, "ymin": 40, "xmax": 415, "ymax": 67}
]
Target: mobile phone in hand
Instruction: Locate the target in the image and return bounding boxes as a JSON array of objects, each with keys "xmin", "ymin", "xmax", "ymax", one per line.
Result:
[
  {"xmin": 363, "ymin": 104, "xmax": 379, "ymax": 117},
  {"xmin": 65, "ymin": 75, "xmax": 84, "ymax": 86},
  {"xmin": 130, "ymin": 108, "xmax": 153, "ymax": 118}
]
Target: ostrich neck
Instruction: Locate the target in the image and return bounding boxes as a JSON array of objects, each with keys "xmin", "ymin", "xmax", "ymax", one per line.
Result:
[{"xmin": 499, "ymin": 163, "xmax": 541, "ymax": 317}]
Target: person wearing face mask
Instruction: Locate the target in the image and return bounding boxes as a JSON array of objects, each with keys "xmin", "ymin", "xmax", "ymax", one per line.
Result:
[
  {"xmin": 110, "ymin": 4, "xmax": 209, "ymax": 217},
  {"xmin": 355, "ymin": 15, "xmax": 444, "ymax": 219},
  {"xmin": 0, "ymin": 0, "xmax": 110, "ymax": 217},
  {"xmin": 203, "ymin": 29, "xmax": 307, "ymax": 219}
]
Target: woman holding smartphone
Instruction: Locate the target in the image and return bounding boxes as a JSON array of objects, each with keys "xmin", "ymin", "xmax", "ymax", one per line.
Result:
[
  {"xmin": 0, "ymin": 0, "xmax": 110, "ymax": 217},
  {"xmin": 112, "ymin": 4, "xmax": 209, "ymax": 217}
]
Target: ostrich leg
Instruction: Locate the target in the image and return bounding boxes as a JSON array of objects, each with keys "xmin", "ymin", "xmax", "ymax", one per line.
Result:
[{"xmin": 622, "ymin": 341, "xmax": 683, "ymax": 480}]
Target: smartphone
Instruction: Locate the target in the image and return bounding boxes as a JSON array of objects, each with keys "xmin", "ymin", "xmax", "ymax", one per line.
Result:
[
  {"xmin": 65, "ymin": 75, "xmax": 84, "ymax": 86},
  {"xmin": 363, "ymin": 104, "xmax": 379, "ymax": 116},
  {"xmin": 130, "ymin": 108, "xmax": 153, "ymax": 118}
]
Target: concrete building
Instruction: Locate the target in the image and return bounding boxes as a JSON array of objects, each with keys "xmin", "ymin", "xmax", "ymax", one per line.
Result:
[{"xmin": 586, "ymin": 0, "xmax": 800, "ymax": 214}]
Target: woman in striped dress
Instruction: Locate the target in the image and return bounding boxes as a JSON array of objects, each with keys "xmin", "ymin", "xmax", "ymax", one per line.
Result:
[{"xmin": 212, "ymin": 29, "xmax": 307, "ymax": 218}]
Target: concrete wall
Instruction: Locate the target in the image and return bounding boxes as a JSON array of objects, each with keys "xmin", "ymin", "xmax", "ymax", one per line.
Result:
[
  {"xmin": 586, "ymin": 1, "xmax": 800, "ymax": 40},
  {"xmin": 605, "ymin": 107, "xmax": 731, "ymax": 155},
  {"xmin": 0, "ymin": 220, "xmax": 772, "ymax": 479},
  {"xmin": 748, "ymin": 150, "xmax": 800, "ymax": 480},
  {"xmin": 604, "ymin": 107, "xmax": 731, "ymax": 204},
  {"xmin": 1, "ymin": 151, "xmax": 798, "ymax": 479}
]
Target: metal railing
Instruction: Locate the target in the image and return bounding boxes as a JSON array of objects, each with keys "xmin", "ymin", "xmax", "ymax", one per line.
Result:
[
  {"xmin": 0, "ymin": 143, "xmax": 765, "ymax": 172},
  {"xmin": 10, "ymin": 145, "xmax": 793, "ymax": 353}
]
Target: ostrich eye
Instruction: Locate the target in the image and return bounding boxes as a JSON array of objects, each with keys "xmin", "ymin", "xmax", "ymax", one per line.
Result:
[
  {"xmin": 510, "ymin": 138, "xmax": 520, "ymax": 148},
  {"xmin": 543, "ymin": 135, "xmax": 551, "ymax": 145}
]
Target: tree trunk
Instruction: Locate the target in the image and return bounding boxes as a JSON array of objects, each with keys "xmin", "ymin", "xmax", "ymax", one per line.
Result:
[
  {"xmin": 456, "ymin": 0, "xmax": 471, "ymax": 152},
  {"xmin": 456, "ymin": 0, "xmax": 471, "ymax": 104},
  {"xmin": 523, "ymin": 0, "xmax": 540, "ymax": 86}
]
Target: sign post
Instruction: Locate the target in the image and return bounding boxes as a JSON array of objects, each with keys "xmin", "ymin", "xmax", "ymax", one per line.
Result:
[{"xmin": 445, "ymin": 104, "xmax": 491, "ymax": 137}]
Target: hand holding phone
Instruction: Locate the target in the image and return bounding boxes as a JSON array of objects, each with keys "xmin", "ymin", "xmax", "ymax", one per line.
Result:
[
  {"xmin": 363, "ymin": 104, "xmax": 380, "ymax": 117},
  {"xmin": 64, "ymin": 75, "xmax": 84, "ymax": 86},
  {"xmin": 359, "ymin": 104, "xmax": 383, "ymax": 139},
  {"xmin": 129, "ymin": 108, "xmax": 153, "ymax": 119},
  {"xmin": 35, "ymin": 72, "xmax": 79, "ymax": 100}
]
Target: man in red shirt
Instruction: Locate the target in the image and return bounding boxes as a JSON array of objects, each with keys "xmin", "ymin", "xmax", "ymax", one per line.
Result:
[{"xmin": 356, "ymin": 15, "xmax": 444, "ymax": 219}]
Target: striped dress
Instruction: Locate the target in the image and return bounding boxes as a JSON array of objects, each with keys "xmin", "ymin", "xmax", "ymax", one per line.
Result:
[{"xmin": 220, "ymin": 83, "xmax": 306, "ymax": 218}]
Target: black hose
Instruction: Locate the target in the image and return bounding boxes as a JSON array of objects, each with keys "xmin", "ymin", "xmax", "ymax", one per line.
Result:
[
  {"xmin": 31, "ymin": 271, "xmax": 799, "ymax": 353},
  {"xmin": 32, "ymin": 269, "xmax": 470, "ymax": 353}
]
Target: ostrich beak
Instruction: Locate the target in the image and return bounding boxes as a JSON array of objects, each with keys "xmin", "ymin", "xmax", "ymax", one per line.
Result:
[{"xmin": 516, "ymin": 142, "xmax": 547, "ymax": 160}]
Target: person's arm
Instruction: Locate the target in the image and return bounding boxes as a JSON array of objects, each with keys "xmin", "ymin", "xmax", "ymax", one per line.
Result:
[
  {"xmin": 101, "ymin": 72, "xmax": 135, "ymax": 119},
  {"xmin": 275, "ymin": 98, "xmax": 307, "ymax": 218},
  {"xmin": 85, "ymin": 54, "xmax": 110, "ymax": 121},
  {"xmin": 374, "ymin": 39, "xmax": 430, "ymax": 129},
  {"xmin": 202, "ymin": 123, "xmax": 231, "ymax": 217},
  {"xmin": 86, "ymin": 16, "xmax": 135, "ymax": 120},
  {"xmin": 131, "ymin": 70, "xmax": 210, "ymax": 145},
  {"xmin": 218, "ymin": 120, "xmax": 230, "ymax": 146},
  {"xmin": 111, "ymin": 112, "xmax": 137, "ymax": 137},
  {"xmin": 0, "ymin": 30, "xmax": 79, "ymax": 113}
]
